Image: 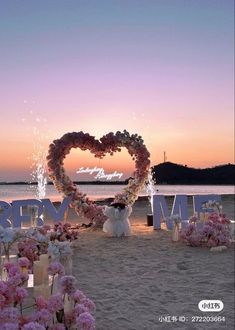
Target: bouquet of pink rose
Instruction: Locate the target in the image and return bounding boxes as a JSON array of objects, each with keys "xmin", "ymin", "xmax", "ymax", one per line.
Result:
[
  {"xmin": 49, "ymin": 223, "xmax": 79, "ymax": 243},
  {"xmin": 0, "ymin": 259, "xmax": 96, "ymax": 330},
  {"xmin": 17, "ymin": 224, "xmax": 79, "ymax": 271},
  {"xmin": 180, "ymin": 212, "xmax": 231, "ymax": 247}
]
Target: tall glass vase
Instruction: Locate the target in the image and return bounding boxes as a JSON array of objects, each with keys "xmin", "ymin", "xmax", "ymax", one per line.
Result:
[
  {"xmin": 50, "ymin": 253, "xmax": 73, "ymax": 275},
  {"xmin": 172, "ymin": 223, "xmax": 180, "ymax": 242},
  {"xmin": 60, "ymin": 255, "xmax": 73, "ymax": 275}
]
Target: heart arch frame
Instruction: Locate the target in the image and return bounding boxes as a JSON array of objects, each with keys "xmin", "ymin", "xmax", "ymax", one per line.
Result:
[{"xmin": 47, "ymin": 130, "xmax": 151, "ymax": 227}]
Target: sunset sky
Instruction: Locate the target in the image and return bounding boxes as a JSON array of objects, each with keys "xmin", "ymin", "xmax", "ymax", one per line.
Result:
[{"xmin": 0, "ymin": 0, "xmax": 234, "ymax": 181}]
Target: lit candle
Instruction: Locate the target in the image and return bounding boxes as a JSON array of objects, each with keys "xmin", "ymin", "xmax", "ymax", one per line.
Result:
[{"xmin": 27, "ymin": 274, "xmax": 34, "ymax": 288}]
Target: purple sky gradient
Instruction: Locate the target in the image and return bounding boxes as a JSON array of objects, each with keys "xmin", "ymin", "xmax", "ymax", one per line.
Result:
[{"xmin": 0, "ymin": 0, "xmax": 234, "ymax": 181}]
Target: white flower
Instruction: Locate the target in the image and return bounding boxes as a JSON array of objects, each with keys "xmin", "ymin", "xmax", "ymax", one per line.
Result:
[
  {"xmin": 48, "ymin": 241, "xmax": 60, "ymax": 259},
  {"xmin": 48, "ymin": 240, "xmax": 72, "ymax": 260}
]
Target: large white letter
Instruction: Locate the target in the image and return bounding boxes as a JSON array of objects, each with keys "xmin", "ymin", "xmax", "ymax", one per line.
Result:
[
  {"xmin": 193, "ymin": 195, "xmax": 221, "ymax": 217},
  {"xmin": 153, "ymin": 195, "xmax": 189, "ymax": 230},
  {"xmin": 42, "ymin": 197, "xmax": 71, "ymax": 222},
  {"xmin": 12, "ymin": 199, "xmax": 43, "ymax": 228},
  {"xmin": 153, "ymin": 195, "xmax": 169, "ymax": 229},
  {"xmin": 0, "ymin": 201, "xmax": 12, "ymax": 228}
]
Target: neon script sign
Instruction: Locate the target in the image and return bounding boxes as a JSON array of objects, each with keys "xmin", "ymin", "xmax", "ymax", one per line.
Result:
[{"xmin": 76, "ymin": 166, "xmax": 123, "ymax": 181}]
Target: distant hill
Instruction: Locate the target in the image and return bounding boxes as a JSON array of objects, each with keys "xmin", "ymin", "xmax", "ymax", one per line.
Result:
[
  {"xmin": 152, "ymin": 162, "xmax": 235, "ymax": 185},
  {"xmin": 1, "ymin": 163, "xmax": 234, "ymax": 185}
]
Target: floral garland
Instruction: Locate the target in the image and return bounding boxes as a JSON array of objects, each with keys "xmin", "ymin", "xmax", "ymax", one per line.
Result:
[
  {"xmin": 47, "ymin": 130, "xmax": 151, "ymax": 227},
  {"xmin": 0, "ymin": 259, "xmax": 96, "ymax": 329}
]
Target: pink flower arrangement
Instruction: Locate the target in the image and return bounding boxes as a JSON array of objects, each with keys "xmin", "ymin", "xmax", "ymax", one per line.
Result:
[
  {"xmin": 47, "ymin": 130, "xmax": 151, "ymax": 228},
  {"xmin": 50, "ymin": 222, "xmax": 79, "ymax": 242},
  {"xmin": 18, "ymin": 239, "xmax": 40, "ymax": 268},
  {"xmin": 38, "ymin": 225, "xmax": 51, "ymax": 236},
  {"xmin": 0, "ymin": 261, "xmax": 29, "ymax": 312},
  {"xmin": 17, "ymin": 223, "xmax": 79, "ymax": 271},
  {"xmin": 0, "ymin": 261, "xmax": 96, "ymax": 329},
  {"xmin": 3, "ymin": 260, "xmax": 29, "ymax": 289},
  {"xmin": 180, "ymin": 212, "xmax": 231, "ymax": 247}
]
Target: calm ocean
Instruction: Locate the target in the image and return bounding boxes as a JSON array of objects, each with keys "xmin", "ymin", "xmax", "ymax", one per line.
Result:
[{"xmin": 0, "ymin": 184, "xmax": 234, "ymax": 202}]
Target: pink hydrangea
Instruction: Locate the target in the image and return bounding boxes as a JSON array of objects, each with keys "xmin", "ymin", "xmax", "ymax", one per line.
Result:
[
  {"xmin": 35, "ymin": 296, "xmax": 48, "ymax": 310},
  {"xmin": 73, "ymin": 289, "xmax": 86, "ymax": 303},
  {"xmin": 76, "ymin": 312, "xmax": 95, "ymax": 330},
  {"xmin": 18, "ymin": 239, "xmax": 40, "ymax": 267},
  {"xmin": 0, "ymin": 307, "xmax": 20, "ymax": 323},
  {"xmin": 47, "ymin": 294, "xmax": 64, "ymax": 313},
  {"xmin": 74, "ymin": 303, "xmax": 88, "ymax": 316},
  {"xmin": 14, "ymin": 287, "xmax": 28, "ymax": 304},
  {"xmin": 0, "ymin": 282, "xmax": 13, "ymax": 306},
  {"xmin": 80, "ymin": 298, "xmax": 96, "ymax": 312},
  {"xmin": 18, "ymin": 257, "xmax": 30, "ymax": 269},
  {"xmin": 8, "ymin": 265, "xmax": 20, "ymax": 277},
  {"xmin": 3, "ymin": 262, "xmax": 15, "ymax": 272},
  {"xmin": 22, "ymin": 322, "xmax": 46, "ymax": 330},
  {"xmin": 48, "ymin": 262, "xmax": 65, "ymax": 276},
  {"xmin": 33, "ymin": 309, "xmax": 52, "ymax": 327},
  {"xmin": 7, "ymin": 271, "xmax": 29, "ymax": 287},
  {"xmin": 59, "ymin": 275, "xmax": 77, "ymax": 295},
  {"xmin": 0, "ymin": 281, "xmax": 8, "ymax": 295}
]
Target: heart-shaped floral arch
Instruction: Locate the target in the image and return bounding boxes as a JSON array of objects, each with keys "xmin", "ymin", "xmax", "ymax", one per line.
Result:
[{"xmin": 47, "ymin": 130, "xmax": 151, "ymax": 227}]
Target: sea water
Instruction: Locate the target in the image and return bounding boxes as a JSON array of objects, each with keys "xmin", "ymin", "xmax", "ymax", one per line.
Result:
[{"xmin": 0, "ymin": 184, "xmax": 234, "ymax": 202}]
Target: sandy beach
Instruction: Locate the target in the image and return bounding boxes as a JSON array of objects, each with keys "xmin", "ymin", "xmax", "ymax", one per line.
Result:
[{"xmin": 67, "ymin": 195, "xmax": 235, "ymax": 330}]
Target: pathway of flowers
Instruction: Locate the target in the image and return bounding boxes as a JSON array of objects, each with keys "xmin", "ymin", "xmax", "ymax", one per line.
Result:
[
  {"xmin": 0, "ymin": 201, "xmax": 232, "ymax": 329},
  {"xmin": 0, "ymin": 223, "xmax": 96, "ymax": 329}
]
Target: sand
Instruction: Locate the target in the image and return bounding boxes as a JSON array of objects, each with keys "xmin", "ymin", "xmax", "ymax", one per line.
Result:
[{"xmin": 70, "ymin": 196, "xmax": 235, "ymax": 330}]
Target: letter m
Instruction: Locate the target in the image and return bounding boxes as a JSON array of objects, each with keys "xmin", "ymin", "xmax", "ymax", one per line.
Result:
[{"xmin": 152, "ymin": 195, "xmax": 188, "ymax": 229}]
